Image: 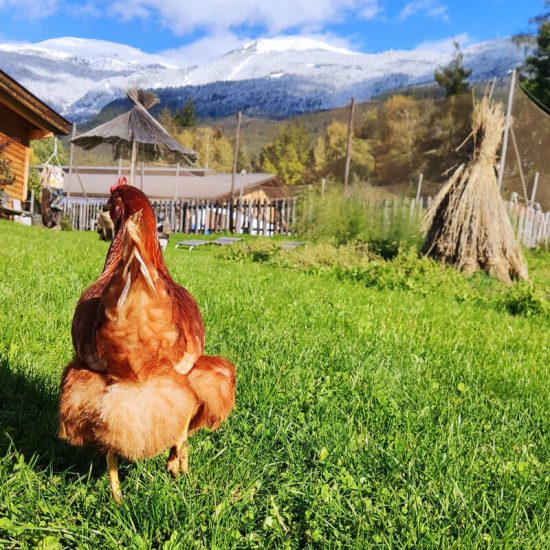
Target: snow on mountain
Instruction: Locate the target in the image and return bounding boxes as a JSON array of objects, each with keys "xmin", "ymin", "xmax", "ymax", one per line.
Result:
[{"xmin": 0, "ymin": 35, "xmax": 528, "ymax": 121}]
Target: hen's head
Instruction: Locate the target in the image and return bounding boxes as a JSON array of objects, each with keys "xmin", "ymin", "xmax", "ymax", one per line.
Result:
[{"xmin": 108, "ymin": 184, "xmax": 156, "ymax": 234}]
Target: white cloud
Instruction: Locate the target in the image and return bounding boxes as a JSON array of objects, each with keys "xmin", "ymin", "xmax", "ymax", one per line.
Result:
[
  {"xmin": 161, "ymin": 32, "xmax": 244, "ymax": 66},
  {"xmin": 399, "ymin": 0, "xmax": 449, "ymax": 23},
  {"xmin": 414, "ymin": 32, "xmax": 472, "ymax": 54},
  {"xmin": 0, "ymin": 0, "xmax": 58, "ymax": 18},
  {"xmin": 105, "ymin": 0, "xmax": 382, "ymax": 36}
]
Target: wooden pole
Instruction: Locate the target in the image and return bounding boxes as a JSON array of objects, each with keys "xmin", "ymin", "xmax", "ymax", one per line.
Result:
[
  {"xmin": 140, "ymin": 161, "xmax": 144, "ymax": 190},
  {"xmin": 343, "ymin": 97, "xmax": 355, "ymax": 196},
  {"xmin": 531, "ymin": 172, "xmax": 540, "ymax": 205},
  {"xmin": 415, "ymin": 173, "xmax": 423, "ymax": 202},
  {"xmin": 67, "ymin": 124, "xmax": 76, "ymax": 201},
  {"xmin": 175, "ymin": 163, "xmax": 180, "ymax": 201},
  {"xmin": 229, "ymin": 111, "xmax": 241, "ymax": 232},
  {"xmin": 205, "ymin": 131, "xmax": 210, "ymax": 170},
  {"xmin": 321, "ymin": 178, "xmax": 326, "ymax": 196},
  {"xmin": 498, "ymin": 69, "xmax": 516, "ymax": 191},
  {"xmin": 117, "ymin": 157, "xmax": 122, "ymax": 177},
  {"xmin": 130, "ymin": 141, "xmax": 137, "ymax": 186},
  {"xmin": 510, "ymin": 126, "xmax": 529, "ymax": 204}
]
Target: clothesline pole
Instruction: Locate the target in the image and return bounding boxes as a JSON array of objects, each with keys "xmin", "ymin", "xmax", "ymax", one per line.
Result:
[
  {"xmin": 175, "ymin": 163, "xmax": 180, "ymax": 201},
  {"xmin": 67, "ymin": 124, "xmax": 77, "ymax": 201}
]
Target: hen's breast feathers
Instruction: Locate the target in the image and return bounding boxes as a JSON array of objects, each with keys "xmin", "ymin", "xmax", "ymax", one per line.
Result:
[{"xmin": 73, "ymin": 213, "xmax": 204, "ymax": 378}]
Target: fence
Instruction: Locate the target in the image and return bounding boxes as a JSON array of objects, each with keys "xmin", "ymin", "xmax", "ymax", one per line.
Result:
[
  {"xmin": 62, "ymin": 195, "xmax": 549, "ymax": 248},
  {"xmin": 505, "ymin": 200, "xmax": 550, "ymax": 249},
  {"xmin": 64, "ymin": 197, "xmax": 298, "ymax": 236}
]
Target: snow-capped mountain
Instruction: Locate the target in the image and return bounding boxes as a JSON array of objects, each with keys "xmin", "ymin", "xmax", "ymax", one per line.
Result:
[{"xmin": 0, "ymin": 36, "xmax": 527, "ymax": 121}]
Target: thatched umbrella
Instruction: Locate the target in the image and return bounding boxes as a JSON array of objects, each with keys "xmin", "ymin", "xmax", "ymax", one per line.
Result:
[
  {"xmin": 421, "ymin": 96, "xmax": 528, "ymax": 284},
  {"xmin": 72, "ymin": 89, "xmax": 197, "ymax": 185}
]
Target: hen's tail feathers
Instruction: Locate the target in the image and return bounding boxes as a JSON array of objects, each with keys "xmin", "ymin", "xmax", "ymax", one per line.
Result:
[
  {"xmin": 187, "ymin": 355, "xmax": 236, "ymax": 434},
  {"xmin": 118, "ymin": 210, "xmax": 157, "ymax": 308}
]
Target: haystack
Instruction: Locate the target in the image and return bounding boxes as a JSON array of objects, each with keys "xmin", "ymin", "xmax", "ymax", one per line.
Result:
[{"xmin": 421, "ymin": 96, "xmax": 528, "ymax": 284}]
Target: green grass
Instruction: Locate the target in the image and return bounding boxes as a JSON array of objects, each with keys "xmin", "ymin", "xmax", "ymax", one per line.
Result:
[{"xmin": 0, "ymin": 220, "xmax": 549, "ymax": 548}]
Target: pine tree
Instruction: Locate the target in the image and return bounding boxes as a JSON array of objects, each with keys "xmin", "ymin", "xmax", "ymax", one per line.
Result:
[
  {"xmin": 522, "ymin": 1, "xmax": 550, "ymax": 108},
  {"xmin": 435, "ymin": 41, "xmax": 472, "ymax": 97},
  {"xmin": 175, "ymin": 98, "xmax": 198, "ymax": 128}
]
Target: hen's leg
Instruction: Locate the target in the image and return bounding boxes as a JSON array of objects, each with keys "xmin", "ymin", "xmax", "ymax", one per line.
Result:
[
  {"xmin": 107, "ymin": 452, "xmax": 122, "ymax": 504},
  {"xmin": 166, "ymin": 419, "xmax": 191, "ymax": 478}
]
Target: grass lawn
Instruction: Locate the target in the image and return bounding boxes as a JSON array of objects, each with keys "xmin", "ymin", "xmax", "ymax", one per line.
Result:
[{"xmin": 0, "ymin": 220, "xmax": 549, "ymax": 548}]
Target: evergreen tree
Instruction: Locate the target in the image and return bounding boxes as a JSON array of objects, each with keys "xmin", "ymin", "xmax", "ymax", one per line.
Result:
[
  {"xmin": 435, "ymin": 41, "xmax": 472, "ymax": 97},
  {"xmin": 175, "ymin": 98, "xmax": 198, "ymax": 128},
  {"xmin": 522, "ymin": 1, "xmax": 550, "ymax": 108}
]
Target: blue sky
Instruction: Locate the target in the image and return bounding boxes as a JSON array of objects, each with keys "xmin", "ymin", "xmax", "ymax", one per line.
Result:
[{"xmin": 0, "ymin": 0, "xmax": 543, "ymax": 64}]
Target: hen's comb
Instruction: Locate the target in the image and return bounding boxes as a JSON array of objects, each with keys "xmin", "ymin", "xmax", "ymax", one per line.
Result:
[{"xmin": 110, "ymin": 176, "xmax": 128, "ymax": 194}]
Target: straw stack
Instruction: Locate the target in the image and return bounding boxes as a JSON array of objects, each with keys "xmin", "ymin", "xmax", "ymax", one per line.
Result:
[{"xmin": 422, "ymin": 96, "xmax": 528, "ymax": 284}]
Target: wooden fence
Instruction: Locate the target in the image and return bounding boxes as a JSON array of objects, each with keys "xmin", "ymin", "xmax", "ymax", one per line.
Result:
[
  {"xmin": 63, "ymin": 198, "xmax": 298, "ymax": 236},
  {"xmin": 62, "ymin": 196, "xmax": 549, "ymax": 248},
  {"xmin": 505, "ymin": 201, "xmax": 550, "ymax": 248}
]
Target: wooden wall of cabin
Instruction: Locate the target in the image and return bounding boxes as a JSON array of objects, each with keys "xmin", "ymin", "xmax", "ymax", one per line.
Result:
[
  {"xmin": 0, "ymin": 103, "xmax": 32, "ymax": 204},
  {"xmin": 0, "ymin": 129, "xmax": 30, "ymax": 204}
]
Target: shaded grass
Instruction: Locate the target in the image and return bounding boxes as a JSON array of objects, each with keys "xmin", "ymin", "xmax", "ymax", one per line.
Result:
[{"xmin": 0, "ymin": 220, "xmax": 549, "ymax": 548}]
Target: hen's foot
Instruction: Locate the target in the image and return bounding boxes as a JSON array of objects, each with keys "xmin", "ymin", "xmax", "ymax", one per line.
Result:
[
  {"xmin": 166, "ymin": 440, "xmax": 189, "ymax": 478},
  {"xmin": 107, "ymin": 452, "xmax": 123, "ymax": 504},
  {"xmin": 166, "ymin": 447, "xmax": 181, "ymax": 479}
]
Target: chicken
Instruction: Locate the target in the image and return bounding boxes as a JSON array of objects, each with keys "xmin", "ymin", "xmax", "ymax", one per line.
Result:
[{"xmin": 58, "ymin": 182, "xmax": 236, "ymax": 503}]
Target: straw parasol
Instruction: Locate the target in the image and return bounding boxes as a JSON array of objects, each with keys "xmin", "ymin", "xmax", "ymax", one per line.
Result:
[
  {"xmin": 421, "ymin": 95, "xmax": 528, "ymax": 284},
  {"xmin": 72, "ymin": 89, "xmax": 197, "ymax": 185}
]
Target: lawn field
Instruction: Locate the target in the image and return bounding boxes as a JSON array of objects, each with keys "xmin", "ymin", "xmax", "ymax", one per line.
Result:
[{"xmin": 0, "ymin": 220, "xmax": 549, "ymax": 548}]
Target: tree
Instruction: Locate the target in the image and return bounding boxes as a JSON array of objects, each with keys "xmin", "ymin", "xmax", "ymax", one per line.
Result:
[
  {"xmin": 175, "ymin": 98, "xmax": 198, "ymax": 129},
  {"xmin": 175, "ymin": 126, "xmax": 234, "ymax": 172},
  {"xmin": 521, "ymin": 1, "xmax": 550, "ymax": 108},
  {"xmin": 435, "ymin": 41, "xmax": 472, "ymax": 97},
  {"xmin": 259, "ymin": 125, "xmax": 312, "ymax": 186},
  {"xmin": 314, "ymin": 120, "xmax": 374, "ymax": 183},
  {"xmin": 158, "ymin": 106, "xmax": 177, "ymax": 135}
]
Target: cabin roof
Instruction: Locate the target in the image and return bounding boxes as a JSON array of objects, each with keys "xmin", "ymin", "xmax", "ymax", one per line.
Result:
[
  {"xmin": 0, "ymin": 70, "xmax": 72, "ymax": 136},
  {"xmin": 59, "ymin": 165, "xmax": 291, "ymax": 200}
]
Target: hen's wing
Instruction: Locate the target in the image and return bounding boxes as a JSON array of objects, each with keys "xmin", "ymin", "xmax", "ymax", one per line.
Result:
[{"xmin": 72, "ymin": 276, "xmax": 109, "ymax": 372}]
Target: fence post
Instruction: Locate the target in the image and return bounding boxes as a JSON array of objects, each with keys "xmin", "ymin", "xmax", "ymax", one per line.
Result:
[
  {"xmin": 498, "ymin": 68, "xmax": 516, "ymax": 191},
  {"xmin": 415, "ymin": 173, "xmax": 423, "ymax": 203},
  {"xmin": 530, "ymin": 172, "xmax": 539, "ymax": 206}
]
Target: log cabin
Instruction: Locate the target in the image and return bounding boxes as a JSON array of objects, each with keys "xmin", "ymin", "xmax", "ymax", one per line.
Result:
[{"xmin": 0, "ymin": 69, "xmax": 71, "ymax": 207}]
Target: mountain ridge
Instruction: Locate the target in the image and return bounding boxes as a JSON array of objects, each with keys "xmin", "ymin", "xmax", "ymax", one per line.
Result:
[{"xmin": 0, "ymin": 35, "xmax": 527, "ymax": 121}]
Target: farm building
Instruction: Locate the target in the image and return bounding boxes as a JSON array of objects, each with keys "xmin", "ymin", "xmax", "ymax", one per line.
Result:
[
  {"xmin": 62, "ymin": 166, "xmax": 291, "ymax": 202},
  {"xmin": 0, "ymin": 69, "xmax": 71, "ymax": 206}
]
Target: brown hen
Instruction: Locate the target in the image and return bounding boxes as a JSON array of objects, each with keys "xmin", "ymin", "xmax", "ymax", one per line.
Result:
[{"xmin": 59, "ymin": 184, "xmax": 235, "ymax": 502}]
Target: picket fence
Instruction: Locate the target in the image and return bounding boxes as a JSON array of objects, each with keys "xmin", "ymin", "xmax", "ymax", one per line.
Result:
[
  {"xmin": 63, "ymin": 196, "xmax": 550, "ymax": 248},
  {"xmin": 63, "ymin": 198, "xmax": 298, "ymax": 236}
]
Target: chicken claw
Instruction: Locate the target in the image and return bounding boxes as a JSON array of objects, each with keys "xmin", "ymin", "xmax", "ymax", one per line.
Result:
[
  {"xmin": 107, "ymin": 452, "xmax": 123, "ymax": 504},
  {"xmin": 166, "ymin": 425, "xmax": 190, "ymax": 479}
]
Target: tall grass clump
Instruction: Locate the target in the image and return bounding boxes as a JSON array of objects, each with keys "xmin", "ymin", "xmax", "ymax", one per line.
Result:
[{"xmin": 295, "ymin": 184, "xmax": 422, "ymax": 257}]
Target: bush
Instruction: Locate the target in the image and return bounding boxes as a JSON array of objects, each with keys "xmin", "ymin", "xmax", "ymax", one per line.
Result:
[
  {"xmin": 499, "ymin": 283, "xmax": 550, "ymax": 317},
  {"xmin": 295, "ymin": 184, "xmax": 422, "ymax": 256}
]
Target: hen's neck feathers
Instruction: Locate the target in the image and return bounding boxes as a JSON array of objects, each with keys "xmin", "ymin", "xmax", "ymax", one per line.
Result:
[{"xmin": 103, "ymin": 203, "xmax": 168, "ymax": 277}]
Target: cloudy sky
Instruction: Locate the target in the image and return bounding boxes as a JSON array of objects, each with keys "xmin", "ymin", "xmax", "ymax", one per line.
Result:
[{"xmin": 0, "ymin": 0, "xmax": 542, "ymax": 64}]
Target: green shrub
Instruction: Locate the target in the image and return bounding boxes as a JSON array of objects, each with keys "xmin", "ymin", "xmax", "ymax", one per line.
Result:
[
  {"xmin": 499, "ymin": 283, "xmax": 550, "ymax": 317},
  {"xmin": 295, "ymin": 184, "xmax": 422, "ymax": 256}
]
